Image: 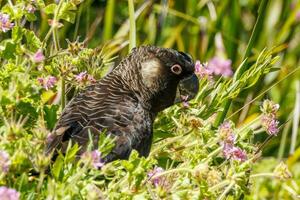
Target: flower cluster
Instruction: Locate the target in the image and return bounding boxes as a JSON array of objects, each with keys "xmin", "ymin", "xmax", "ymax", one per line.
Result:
[
  {"xmin": 260, "ymin": 99, "xmax": 280, "ymax": 136},
  {"xmin": 33, "ymin": 49, "xmax": 45, "ymax": 63},
  {"xmin": 0, "ymin": 13, "xmax": 14, "ymax": 32},
  {"xmin": 223, "ymin": 144, "xmax": 247, "ymax": 162},
  {"xmin": 195, "ymin": 57, "xmax": 233, "ymax": 78},
  {"xmin": 148, "ymin": 166, "xmax": 165, "ymax": 187},
  {"xmin": 37, "ymin": 76, "xmax": 57, "ymax": 90},
  {"xmin": 207, "ymin": 56, "xmax": 233, "ymax": 77},
  {"xmin": 195, "ymin": 60, "xmax": 212, "ymax": 79},
  {"xmin": 180, "ymin": 95, "xmax": 189, "ymax": 107},
  {"xmin": 0, "ymin": 150, "xmax": 10, "ymax": 174},
  {"xmin": 81, "ymin": 150, "xmax": 105, "ymax": 169},
  {"xmin": 219, "ymin": 121, "xmax": 247, "ymax": 162},
  {"xmin": 0, "ymin": 187, "xmax": 20, "ymax": 200},
  {"xmin": 218, "ymin": 121, "xmax": 236, "ymax": 144},
  {"xmin": 75, "ymin": 71, "xmax": 96, "ymax": 84}
]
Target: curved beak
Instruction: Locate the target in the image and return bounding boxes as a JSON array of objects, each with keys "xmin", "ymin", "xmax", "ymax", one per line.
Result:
[{"xmin": 174, "ymin": 74, "xmax": 199, "ymax": 104}]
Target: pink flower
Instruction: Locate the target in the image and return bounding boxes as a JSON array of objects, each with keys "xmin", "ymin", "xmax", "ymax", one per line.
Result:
[
  {"xmin": 148, "ymin": 167, "xmax": 165, "ymax": 187},
  {"xmin": 33, "ymin": 49, "xmax": 45, "ymax": 63},
  {"xmin": 261, "ymin": 115, "xmax": 279, "ymax": 136},
  {"xmin": 207, "ymin": 57, "xmax": 233, "ymax": 77},
  {"xmin": 260, "ymin": 99, "xmax": 280, "ymax": 136},
  {"xmin": 296, "ymin": 10, "xmax": 300, "ymax": 22},
  {"xmin": 37, "ymin": 76, "xmax": 57, "ymax": 90},
  {"xmin": 180, "ymin": 95, "xmax": 189, "ymax": 107},
  {"xmin": 218, "ymin": 121, "xmax": 236, "ymax": 145},
  {"xmin": 0, "ymin": 187, "xmax": 20, "ymax": 200},
  {"xmin": 195, "ymin": 60, "xmax": 212, "ymax": 78},
  {"xmin": 230, "ymin": 146, "xmax": 247, "ymax": 162},
  {"xmin": 0, "ymin": 13, "xmax": 14, "ymax": 32},
  {"xmin": 81, "ymin": 150, "xmax": 105, "ymax": 169},
  {"xmin": 0, "ymin": 150, "xmax": 10, "ymax": 174},
  {"xmin": 75, "ymin": 71, "xmax": 87, "ymax": 82},
  {"xmin": 222, "ymin": 144, "xmax": 247, "ymax": 162},
  {"xmin": 75, "ymin": 71, "xmax": 96, "ymax": 84}
]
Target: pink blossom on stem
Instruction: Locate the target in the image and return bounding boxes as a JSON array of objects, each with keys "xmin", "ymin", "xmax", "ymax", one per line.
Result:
[
  {"xmin": 0, "ymin": 187, "xmax": 20, "ymax": 200},
  {"xmin": 296, "ymin": 11, "xmax": 300, "ymax": 22},
  {"xmin": 222, "ymin": 144, "xmax": 247, "ymax": 162},
  {"xmin": 37, "ymin": 76, "xmax": 57, "ymax": 90},
  {"xmin": 75, "ymin": 71, "xmax": 88, "ymax": 82},
  {"xmin": 148, "ymin": 166, "xmax": 165, "ymax": 187},
  {"xmin": 207, "ymin": 56, "xmax": 233, "ymax": 77},
  {"xmin": 230, "ymin": 146, "xmax": 247, "ymax": 162},
  {"xmin": 261, "ymin": 115, "xmax": 279, "ymax": 136},
  {"xmin": 260, "ymin": 99, "xmax": 280, "ymax": 136},
  {"xmin": 0, "ymin": 13, "xmax": 14, "ymax": 32},
  {"xmin": 180, "ymin": 95, "xmax": 189, "ymax": 107},
  {"xmin": 218, "ymin": 121, "xmax": 236, "ymax": 145},
  {"xmin": 81, "ymin": 150, "xmax": 105, "ymax": 169},
  {"xmin": 33, "ymin": 49, "xmax": 45, "ymax": 63},
  {"xmin": 75, "ymin": 71, "xmax": 96, "ymax": 84},
  {"xmin": 195, "ymin": 60, "xmax": 212, "ymax": 78},
  {"xmin": 0, "ymin": 150, "xmax": 10, "ymax": 174}
]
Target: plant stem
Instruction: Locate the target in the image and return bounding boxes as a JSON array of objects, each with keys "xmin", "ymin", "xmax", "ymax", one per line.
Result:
[
  {"xmin": 73, "ymin": 4, "xmax": 83, "ymax": 41},
  {"xmin": 278, "ymin": 116, "xmax": 292, "ymax": 159},
  {"xmin": 37, "ymin": 170, "xmax": 45, "ymax": 193},
  {"xmin": 209, "ymin": 180, "xmax": 231, "ymax": 192},
  {"xmin": 128, "ymin": 0, "xmax": 136, "ymax": 52},
  {"xmin": 217, "ymin": 181, "xmax": 235, "ymax": 200},
  {"xmin": 103, "ymin": 0, "xmax": 115, "ymax": 41},
  {"xmin": 290, "ymin": 81, "xmax": 300, "ymax": 154},
  {"xmin": 61, "ymin": 77, "xmax": 66, "ymax": 109},
  {"xmin": 150, "ymin": 168, "xmax": 193, "ymax": 180},
  {"xmin": 204, "ymin": 146, "xmax": 222, "ymax": 163},
  {"xmin": 250, "ymin": 173, "xmax": 276, "ymax": 179}
]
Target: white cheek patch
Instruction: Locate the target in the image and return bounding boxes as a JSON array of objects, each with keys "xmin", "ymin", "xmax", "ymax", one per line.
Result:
[{"xmin": 141, "ymin": 59, "xmax": 163, "ymax": 88}]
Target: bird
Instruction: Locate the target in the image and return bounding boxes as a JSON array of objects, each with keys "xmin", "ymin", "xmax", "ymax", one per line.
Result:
[{"xmin": 45, "ymin": 46, "xmax": 199, "ymax": 163}]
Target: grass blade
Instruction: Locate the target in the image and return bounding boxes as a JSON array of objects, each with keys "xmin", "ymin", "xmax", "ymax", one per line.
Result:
[{"xmin": 128, "ymin": 0, "xmax": 136, "ymax": 52}]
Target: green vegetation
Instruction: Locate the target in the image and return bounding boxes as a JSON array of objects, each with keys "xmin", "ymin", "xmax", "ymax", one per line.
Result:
[{"xmin": 0, "ymin": 0, "xmax": 300, "ymax": 199}]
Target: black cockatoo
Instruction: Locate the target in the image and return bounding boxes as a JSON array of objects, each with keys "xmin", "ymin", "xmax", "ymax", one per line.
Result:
[{"xmin": 45, "ymin": 46, "xmax": 199, "ymax": 163}]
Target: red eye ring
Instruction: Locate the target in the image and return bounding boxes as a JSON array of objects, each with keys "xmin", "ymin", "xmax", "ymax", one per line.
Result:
[{"xmin": 171, "ymin": 64, "xmax": 182, "ymax": 75}]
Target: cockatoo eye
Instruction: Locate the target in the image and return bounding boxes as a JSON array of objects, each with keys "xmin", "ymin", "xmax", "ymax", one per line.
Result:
[{"xmin": 171, "ymin": 64, "xmax": 182, "ymax": 75}]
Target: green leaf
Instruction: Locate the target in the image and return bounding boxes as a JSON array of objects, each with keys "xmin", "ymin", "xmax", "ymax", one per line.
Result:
[
  {"xmin": 65, "ymin": 143, "xmax": 79, "ymax": 163},
  {"xmin": 44, "ymin": 4, "xmax": 57, "ymax": 15},
  {"xmin": 24, "ymin": 30, "xmax": 42, "ymax": 51},
  {"xmin": 1, "ymin": 5, "xmax": 14, "ymax": 18},
  {"xmin": 0, "ymin": 40, "xmax": 16, "ymax": 59},
  {"xmin": 16, "ymin": 101, "xmax": 38, "ymax": 127},
  {"xmin": 51, "ymin": 154, "xmax": 64, "ymax": 181},
  {"xmin": 44, "ymin": 104, "xmax": 59, "ymax": 130},
  {"xmin": 58, "ymin": 2, "xmax": 77, "ymax": 23},
  {"xmin": 59, "ymin": 11, "xmax": 76, "ymax": 23},
  {"xmin": 25, "ymin": 13, "xmax": 37, "ymax": 22},
  {"xmin": 36, "ymin": 0, "xmax": 46, "ymax": 8}
]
